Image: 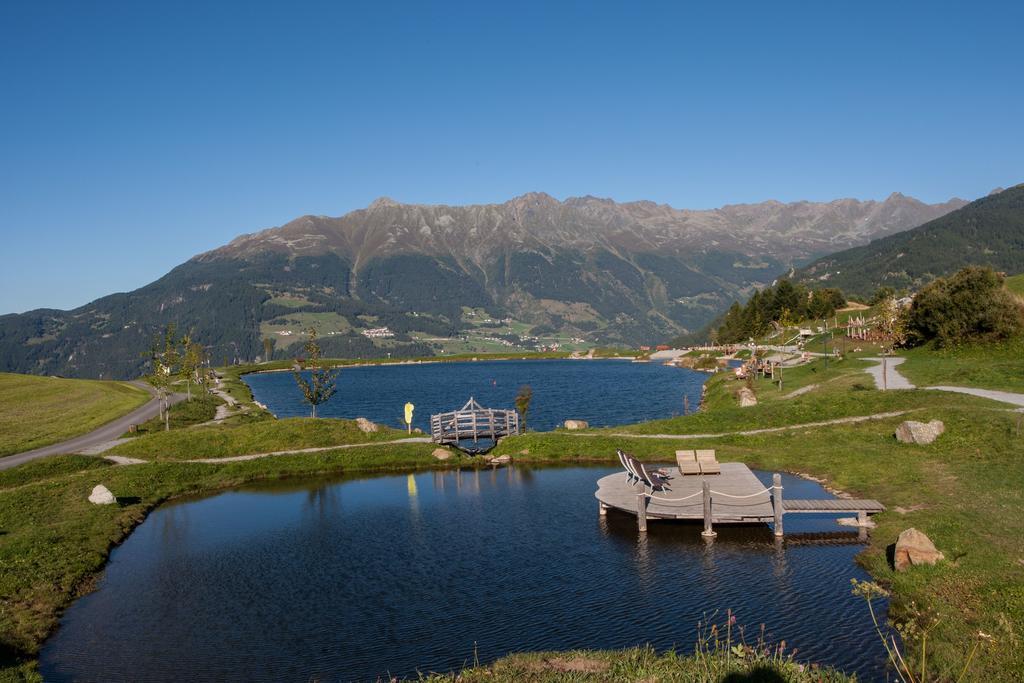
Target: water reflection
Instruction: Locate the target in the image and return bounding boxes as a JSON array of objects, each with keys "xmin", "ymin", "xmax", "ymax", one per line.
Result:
[{"xmin": 41, "ymin": 466, "xmax": 889, "ymax": 683}]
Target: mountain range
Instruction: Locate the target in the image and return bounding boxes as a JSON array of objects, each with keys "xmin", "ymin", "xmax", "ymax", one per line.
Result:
[
  {"xmin": 0, "ymin": 191, "xmax": 967, "ymax": 378},
  {"xmin": 794, "ymin": 184, "xmax": 1024, "ymax": 296}
]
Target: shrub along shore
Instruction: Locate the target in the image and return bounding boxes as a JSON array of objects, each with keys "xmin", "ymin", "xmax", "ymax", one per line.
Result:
[{"xmin": 1, "ymin": 346, "xmax": 1023, "ymax": 681}]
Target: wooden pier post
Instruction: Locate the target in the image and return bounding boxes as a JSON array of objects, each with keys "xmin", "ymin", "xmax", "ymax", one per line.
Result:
[
  {"xmin": 772, "ymin": 473, "xmax": 784, "ymax": 537},
  {"xmin": 701, "ymin": 481, "xmax": 716, "ymax": 538},
  {"xmin": 636, "ymin": 493, "xmax": 648, "ymax": 532},
  {"xmin": 599, "ymin": 501, "xmax": 608, "ymax": 516}
]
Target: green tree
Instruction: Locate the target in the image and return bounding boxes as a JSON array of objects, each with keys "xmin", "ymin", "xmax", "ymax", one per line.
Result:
[
  {"xmin": 877, "ymin": 297, "xmax": 908, "ymax": 348},
  {"xmin": 869, "ymin": 286, "xmax": 896, "ymax": 306},
  {"xmin": 143, "ymin": 324, "xmax": 180, "ymax": 430},
  {"xmin": 907, "ymin": 267, "xmax": 1024, "ymax": 347},
  {"xmin": 262, "ymin": 337, "xmax": 275, "ymax": 363},
  {"xmin": 179, "ymin": 333, "xmax": 206, "ymax": 402},
  {"xmin": 292, "ymin": 328, "xmax": 338, "ymax": 418},
  {"xmin": 514, "ymin": 384, "xmax": 533, "ymax": 432}
]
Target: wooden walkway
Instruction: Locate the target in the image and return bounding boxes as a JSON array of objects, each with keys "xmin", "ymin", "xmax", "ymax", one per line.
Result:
[{"xmin": 595, "ymin": 462, "xmax": 884, "ymax": 538}]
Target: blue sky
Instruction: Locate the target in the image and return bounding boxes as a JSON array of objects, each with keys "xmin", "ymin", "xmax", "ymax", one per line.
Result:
[{"xmin": 1, "ymin": 1, "xmax": 1021, "ymax": 313}]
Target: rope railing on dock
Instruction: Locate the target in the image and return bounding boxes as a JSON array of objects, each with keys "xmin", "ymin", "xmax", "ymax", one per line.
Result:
[
  {"xmin": 646, "ymin": 484, "xmax": 779, "ymax": 505},
  {"xmin": 647, "ymin": 490, "xmax": 703, "ymax": 503},
  {"xmin": 708, "ymin": 486, "xmax": 778, "ymax": 499}
]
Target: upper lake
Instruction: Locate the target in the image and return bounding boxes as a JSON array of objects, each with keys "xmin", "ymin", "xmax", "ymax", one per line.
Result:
[{"xmin": 244, "ymin": 359, "xmax": 707, "ymax": 431}]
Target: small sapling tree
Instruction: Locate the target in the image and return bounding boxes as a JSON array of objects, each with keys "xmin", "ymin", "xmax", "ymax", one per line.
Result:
[
  {"xmin": 179, "ymin": 333, "xmax": 206, "ymax": 402},
  {"xmin": 262, "ymin": 337, "xmax": 275, "ymax": 363},
  {"xmin": 515, "ymin": 384, "xmax": 533, "ymax": 433},
  {"xmin": 292, "ymin": 328, "xmax": 338, "ymax": 418}
]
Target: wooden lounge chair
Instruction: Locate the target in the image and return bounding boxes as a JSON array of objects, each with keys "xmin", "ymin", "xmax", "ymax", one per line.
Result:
[
  {"xmin": 624, "ymin": 454, "xmax": 670, "ymax": 491},
  {"xmin": 635, "ymin": 459, "xmax": 670, "ymax": 492},
  {"xmin": 675, "ymin": 449, "xmax": 701, "ymax": 475},
  {"xmin": 617, "ymin": 449, "xmax": 640, "ymax": 484},
  {"xmin": 695, "ymin": 449, "xmax": 721, "ymax": 475}
]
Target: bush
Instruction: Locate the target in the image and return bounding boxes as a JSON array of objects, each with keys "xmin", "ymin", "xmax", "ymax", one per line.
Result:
[{"xmin": 907, "ymin": 267, "xmax": 1024, "ymax": 348}]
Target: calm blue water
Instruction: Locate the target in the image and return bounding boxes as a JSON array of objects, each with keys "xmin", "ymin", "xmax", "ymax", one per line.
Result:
[
  {"xmin": 243, "ymin": 359, "xmax": 706, "ymax": 431},
  {"xmin": 40, "ymin": 467, "xmax": 889, "ymax": 682}
]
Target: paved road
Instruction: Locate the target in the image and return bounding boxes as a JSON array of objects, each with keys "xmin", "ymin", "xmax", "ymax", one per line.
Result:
[{"xmin": 0, "ymin": 383, "xmax": 186, "ymax": 471}]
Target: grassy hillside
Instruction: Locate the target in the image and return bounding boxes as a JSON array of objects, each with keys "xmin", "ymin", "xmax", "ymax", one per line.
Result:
[
  {"xmin": 796, "ymin": 184, "xmax": 1024, "ymax": 296},
  {"xmin": 1, "ymin": 350, "xmax": 1022, "ymax": 680},
  {"xmin": 1006, "ymin": 272, "xmax": 1024, "ymax": 297},
  {"xmin": 0, "ymin": 373, "xmax": 149, "ymax": 457}
]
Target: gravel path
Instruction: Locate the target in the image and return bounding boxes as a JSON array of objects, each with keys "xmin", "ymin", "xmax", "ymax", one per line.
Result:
[
  {"xmin": 864, "ymin": 357, "xmax": 915, "ymax": 390},
  {"xmin": 925, "ymin": 385, "xmax": 1024, "ymax": 408},
  {"xmin": 568, "ymin": 410, "xmax": 918, "ymax": 440},
  {"xmin": 184, "ymin": 437, "xmax": 435, "ymax": 463},
  {"xmin": 863, "ymin": 357, "xmax": 1024, "ymax": 408}
]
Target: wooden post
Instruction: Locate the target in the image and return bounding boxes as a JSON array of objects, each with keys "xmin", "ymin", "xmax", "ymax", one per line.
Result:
[
  {"xmin": 701, "ymin": 481, "xmax": 716, "ymax": 538},
  {"xmin": 599, "ymin": 501, "xmax": 607, "ymax": 516},
  {"xmin": 772, "ymin": 473, "xmax": 784, "ymax": 537},
  {"xmin": 636, "ymin": 493, "xmax": 647, "ymax": 532}
]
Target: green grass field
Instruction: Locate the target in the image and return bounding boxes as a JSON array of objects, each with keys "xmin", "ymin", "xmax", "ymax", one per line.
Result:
[
  {"xmin": 1, "ymin": 350, "xmax": 1022, "ymax": 681},
  {"xmin": 0, "ymin": 374, "xmax": 149, "ymax": 457},
  {"xmin": 1004, "ymin": 272, "xmax": 1024, "ymax": 297},
  {"xmin": 898, "ymin": 339, "xmax": 1024, "ymax": 392}
]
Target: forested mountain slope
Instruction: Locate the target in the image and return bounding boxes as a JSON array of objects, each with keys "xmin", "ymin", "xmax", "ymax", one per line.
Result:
[{"xmin": 795, "ymin": 185, "xmax": 1024, "ymax": 296}]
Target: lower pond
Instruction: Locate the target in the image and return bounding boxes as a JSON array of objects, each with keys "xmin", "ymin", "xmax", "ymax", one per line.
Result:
[
  {"xmin": 243, "ymin": 359, "xmax": 707, "ymax": 431},
  {"xmin": 40, "ymin": 467, "xmax": 888, "ymax": 682}
]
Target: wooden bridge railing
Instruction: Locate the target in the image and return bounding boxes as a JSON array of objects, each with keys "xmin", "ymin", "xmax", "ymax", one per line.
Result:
[{"xmin": 430, "ymin": 397, "xmax": 520, "ymax": 445}]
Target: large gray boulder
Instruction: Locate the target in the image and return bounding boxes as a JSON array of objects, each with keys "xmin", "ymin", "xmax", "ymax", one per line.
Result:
[
  {"xmin": 88, "ymin": 484, "xmax": 116, "ymax": 505},
  {"xmin": 895, "ymin": 420, "xmax": 945, "ymax": 445},
  {"xmin": 563, "ymin": 419, "xmax": 589, "ymax": 430},
  {"xmin": 355, "ymin": 417, "xmax": 379, "ymax": 433},
  {"xmin": 737, "ymin": 387, "xmax": 757, "ymax": 407},
  {"xmin": 893, "ymin": 528, "xmax": 944, "ymax": 571}
]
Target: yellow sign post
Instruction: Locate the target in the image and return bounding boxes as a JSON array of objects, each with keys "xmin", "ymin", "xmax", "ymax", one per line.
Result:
[{"xmin": 404, "ymin": 402, "xmax": 415, "ymax": 434}]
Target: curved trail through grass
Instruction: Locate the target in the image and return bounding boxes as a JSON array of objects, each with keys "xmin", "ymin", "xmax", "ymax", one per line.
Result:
[
  {"xmin": 864, "ymin": 357, "xmax": 915, "ymax": 390},
  {"xmin": 567, "ymin": 409, "xmax": 918, "ymax": 440},
  {"xmin": 98, "ymin": 436, "xmax": 436, "ymax": 465},
  {"xmin": 865, "ymin": 356, "xmax": 1024, "ymax": 408},
  {"xmin": 924, "ymin": 385, "xmax": 1024, "ymax": 409}
]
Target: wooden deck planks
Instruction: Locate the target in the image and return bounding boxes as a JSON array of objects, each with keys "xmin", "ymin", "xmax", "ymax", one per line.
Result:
[
  {"xmin": 784, "ymin": 498, "xmax": 885, "ymax": 512},
  {"xmin": 595, "ymin": 462, "xmax": 774, "ymax": 522}
]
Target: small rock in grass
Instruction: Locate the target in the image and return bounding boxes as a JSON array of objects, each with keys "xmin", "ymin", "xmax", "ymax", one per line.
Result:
[
  {"xmin": 895, "ymin": 420, "xmax": 945, "ymax": 445},
  {"xmin": 893, "ymin": 528, "xmax": 944, "ymax": 571},
  {"xmin": 88, "ymin": 485, "xmax": 116, "ymax": 505},
  {"xmin": 355, "ymin": 417, "xmax": 379, "ymax": 433},
  {"xmin": 563, "ymin": 419, "xmax": 589, "ymax": 430},
  {"xmin": 737, "ymin": 386, "xmax": 757, "ymax": 407},
  {"xmin": 432, "ymin": 448, "xmax": 452, "ymax": 460},
  {"xmin": 489, "ymin": 454, "xmax": 511, "ymax": 465}
]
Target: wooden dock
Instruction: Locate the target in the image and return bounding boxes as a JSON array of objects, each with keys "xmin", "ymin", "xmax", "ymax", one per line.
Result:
[{"xmin": 595, "ymin": 462, "xmax": 884, "ymax": 538}]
